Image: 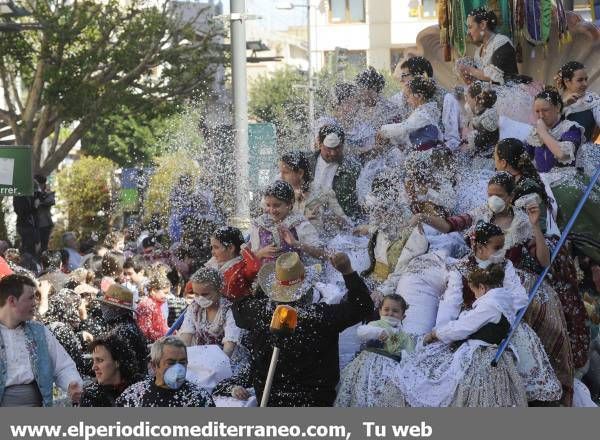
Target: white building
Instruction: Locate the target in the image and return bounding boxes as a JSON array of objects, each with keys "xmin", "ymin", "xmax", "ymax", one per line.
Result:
[{"xmin": 310, "ymin": 0, "xmax": 439, "ymax": 73}]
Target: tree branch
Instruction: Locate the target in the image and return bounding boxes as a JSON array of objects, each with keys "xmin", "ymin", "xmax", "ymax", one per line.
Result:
[
  {"xmin": 7, "ymin": 70, "xmax": 24, "ymax": 114},
  {"xmin": 0, "ymin": 60, "xmax": 21, "ymax": 143},
  {"xmin": 40, "ymin": 119, "xmax": 91, "ymax": 175},
  {"xmin": 22, "ymin": 57, "xmax": 46, "ymax": 132}
]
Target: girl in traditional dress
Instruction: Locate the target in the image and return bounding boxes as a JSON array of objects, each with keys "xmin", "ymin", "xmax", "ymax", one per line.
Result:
[
  {"xmin": 249, "ymin": 180, "xmax": 324, "ymax": 264},
  {"xmin": 205, "ymin": 226, "xmax": 260, "ymax": 301},
  {"xmin": 178, "ymin": 268, "xmax": 241, "ymax": 357},
  {"xmin": 555, "ymin": 61, "xmax": 600, "ymax": 178},
  {"xmin": 434, "ymin": 221, "xmax": 561, "ymax": 404},
  {"xmin": 390, "ymin": 56, "xmax": 462, "ymax": 150},
  {"xmin": 335, "ymin": 294, "xmax": 415, "ymax": 407},
  {"xmin": 393, "ymin": 258, "xmax": 528, "ymax": 407},
  {"xmin": 378, "ymin": 77, "xmax": 442, "ymax": 153}
]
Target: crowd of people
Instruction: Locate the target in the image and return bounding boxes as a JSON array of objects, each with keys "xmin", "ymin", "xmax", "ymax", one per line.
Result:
[{"xmin": 1, "ymin": 7, "xmax": 600, "ymax": 407}]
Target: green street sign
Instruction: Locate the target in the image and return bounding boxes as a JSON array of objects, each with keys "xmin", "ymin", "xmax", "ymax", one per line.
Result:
[{"xmin": 0, "ymin": 145, "xmax": 33, "ymax": 197}]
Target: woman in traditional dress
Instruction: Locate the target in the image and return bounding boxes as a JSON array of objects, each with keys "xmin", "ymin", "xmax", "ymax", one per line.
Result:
[
  {"xmin": 494, "ymin": 138, "xmax": 576, "ymax": 404},
  {"xmin": 526, "ymin": 88, "xmax": 600, "ymax": 269},
  {"xmin": 204, "ymin": 226, "xmax": 261, "ymax": 301},
  {"xmin": 456, "ymin": 7, "xmax": 537, "ymax": 125},
  {"xmin": 248, "ymin": 180, "xmax": 324, "ymax": 264},
  {"xmin": 555, "ymin": 61, "xmax": 600, "ymax": 177}
]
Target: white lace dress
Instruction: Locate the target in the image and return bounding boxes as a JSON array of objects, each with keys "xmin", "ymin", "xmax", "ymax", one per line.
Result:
[
  {"xmin": 335, "ymin": 322, "xmax": 415, "ymax": 408},
  {"xmin": 436, "ymin": 258, "xmax": 562, "ymax": 402},
  {"xmin": 390, "ymin": 287, "xmax": 527, "ymax": 407},
  {"xmin": 379, "ymin": 101, "xmax": 441, "ymax": 151}
]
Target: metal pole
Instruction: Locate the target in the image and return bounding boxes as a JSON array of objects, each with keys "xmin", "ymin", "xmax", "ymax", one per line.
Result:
[
  {"xmin": 492, "ymin": 165, "xmax": 600, "ymax": 366},
  {"xmin": 307, "ymin": 0, "xmax": 315, "ymax": 141},
  {"xmin": 260, "ymin": 346, "xmax": 280, "ymax": 407},
  {"xmin": 166, "ymin": 305, "xmax": 188, "ymax": 336},
  {"xmin": 230, "ymin": 0, "xmax": 250, "ymax": 226}
]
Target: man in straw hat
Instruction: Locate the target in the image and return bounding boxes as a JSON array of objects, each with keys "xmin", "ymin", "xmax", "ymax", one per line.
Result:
[
  {"xmin": 232, "ymin": 251, "xmax": 373, "ymax": 406},
  {"xmin": 98, "ymin": 284, "xmax": 149, "ymax": 375}
]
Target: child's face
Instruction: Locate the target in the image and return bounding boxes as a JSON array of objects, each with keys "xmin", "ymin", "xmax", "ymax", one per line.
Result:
[
  {"xmin": 468, "ymin": 282, "xmax": 488, "ymax": 299},
  {"xmin": 380, "ymin": 299, "xmax": 405, "ymax": 320}
]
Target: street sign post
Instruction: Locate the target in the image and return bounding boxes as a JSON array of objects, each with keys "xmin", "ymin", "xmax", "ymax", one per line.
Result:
[
  {"xmin": 248, "ymin": 122, "xmax": 278, "ymax": 189},
  {"xmin": 0, "ymin": 145, "xmax": 33, "ymax": 196}
]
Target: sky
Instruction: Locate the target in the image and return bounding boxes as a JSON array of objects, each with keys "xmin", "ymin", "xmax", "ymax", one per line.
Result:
[{"xmin": 219, "ymin": 0, "xmax": 307, "ymax": 31}]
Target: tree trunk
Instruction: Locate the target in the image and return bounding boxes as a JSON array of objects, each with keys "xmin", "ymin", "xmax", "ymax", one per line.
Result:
[{"xmin": 0, "ymin": 199, "xmax": 8, "ymax": 242}]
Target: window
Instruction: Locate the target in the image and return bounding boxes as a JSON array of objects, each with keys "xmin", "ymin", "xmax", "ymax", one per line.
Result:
[
  {"xmin": 408, "ymin": 0, "xmax": 438, "ymax": 19},
  {"xmin": 329, "ymin": 0, "xmax": 365, "ymax": 23}
]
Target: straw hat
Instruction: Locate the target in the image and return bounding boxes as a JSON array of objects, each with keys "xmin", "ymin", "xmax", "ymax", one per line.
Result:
[
  {"xmin": 100, "ymin": 284, "xmax": 136, "ymax": 311},
  {"xmin": 257, "ymin": 252, "xmax": 316, "ymax": 303}
]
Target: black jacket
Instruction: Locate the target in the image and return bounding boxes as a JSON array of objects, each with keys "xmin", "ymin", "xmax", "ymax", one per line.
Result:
[
  {"xmin": 80, "ymin": 374, "xmax": 144, "ymax": 407},
  {"xmin": 232, "ymin": 271, "xmax": 373, "ymax": 407},
  {"xmin": 13, "ymin": 195, "xmax": 38, "ymax": 229}
]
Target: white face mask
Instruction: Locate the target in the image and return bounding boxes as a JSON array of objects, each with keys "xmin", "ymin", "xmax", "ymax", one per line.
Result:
[
  {"xmin": 475, "ymin": 257, "xmax": 492, "ymax": 269},
  {"xmin": 488, "ymin": 249, "xmax": 505, "ymax": 264},
  {"xmin": 487, "ymin": 195, "xmax": 506, "ymax": 214},
  {"xmin": 380, "ymin": 315, "xmax": 402, "ymax": 328},
  {"xmin": 194, "ymin": 295, "xmax": 213, "ymax": 308},
  {"xmin": 475, "ymin": 250, "xmax": 505, "ymax": 268}
]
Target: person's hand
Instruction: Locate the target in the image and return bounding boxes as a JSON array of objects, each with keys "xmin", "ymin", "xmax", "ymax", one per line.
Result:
[
  {"xmin": 78, "ymin": 300, "xmax": 88, "ymax": 321},
  {"xmin": 330, "ymin": 252, "xmax": 353, "ymax": 275},
  {"xmin": 409, "ymin": 213, "xmax": 425, "ymax": 227},
  {"xmin": 278, "ymin": 225, "xmax": 300, "ymax": 248},
  {"xmin": 68, "ymin": 381, "xmax": 83, "ymax": 404},
  {"xmin": 591, "ymin": 264, "xmax": 600, "ymax": 294},
  {"xmin": 375, "ymin": 131, "xmax": 389, "ymax": 145},
  {"xmin": 353, "ymin": 225, "xmax": 370, "ymax": 236},
  {"xmin": 423, "ymin": 331, "xmax": 437, "ymax": 345},
  {"xmin": 563, "ymin": 92, "xmax": 582, "ymax": 107},
  {"xmin": 526, "ymin": 203, "xmax": 541, "ymax": 226},
  {"xmin": 370, "ymin": 290, "xmax": 384, "ymax": 309},
  {"xmin": 536, "ymin": 118, "xmax": 548, "ymax": 134},
  {"xmin": 38, "ymin": 280, "xmax": 51, "ymax": 300},
  {"xmin": 81, "ymin": 331, "xmax": 94, "ymax": 344},
  {"xmin": 231, "ymin": 386, "xmax": 250, "ymax": 400},
  {"xmin": 379, "ymin": 331, "xmax": 389, "ymax": 342},
  {"xmin": 255, "ymin": 245, "xmax": 278, "ymax": 260}
]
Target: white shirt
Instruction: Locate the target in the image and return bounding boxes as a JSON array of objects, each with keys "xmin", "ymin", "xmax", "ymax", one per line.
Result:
[
  {"xmin": 311, "ymin": 155, "xmax": 338, "ymax": 193},
  {"xmin": 0, "ymin": 322, "xmax": 82, "ymax": 390},
  {"xmin": 435, "ymin": 287, "xmax": 514, "ymax": 344}
]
